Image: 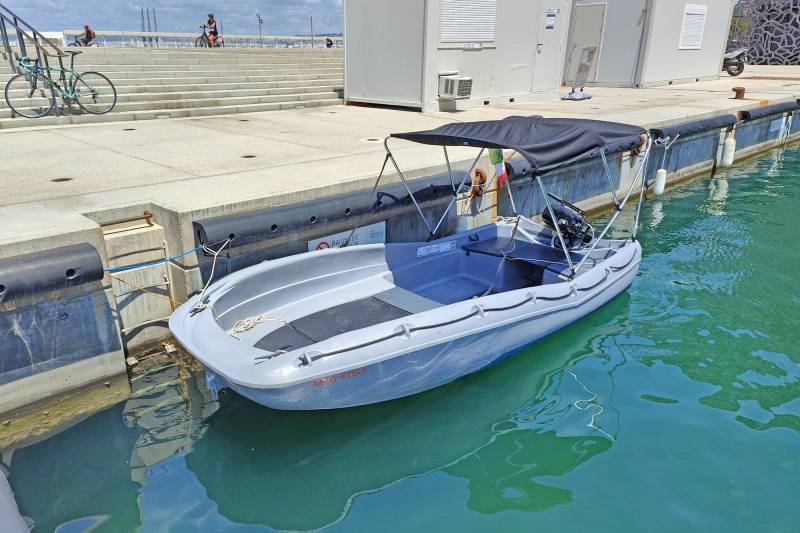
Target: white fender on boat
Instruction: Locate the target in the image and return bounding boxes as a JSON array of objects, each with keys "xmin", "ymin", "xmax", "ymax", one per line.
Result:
[
  {"xmin": 653, "ymin": 168, "xmax": 667, "ymax": 195},
  {"xmin": 720, "ymin": 135, "xmax": 736, "ymax": 168}
]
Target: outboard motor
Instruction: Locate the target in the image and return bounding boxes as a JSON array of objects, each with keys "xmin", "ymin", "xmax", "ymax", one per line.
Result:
[{"xmin": 541, "ymin": 194, "xmax": 593, "ymax": 247}]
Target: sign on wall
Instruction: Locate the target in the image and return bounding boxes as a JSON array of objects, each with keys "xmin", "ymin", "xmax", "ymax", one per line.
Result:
[{"xmin": 307, "ymin": 221, "xmax": 387, "ymax": 251}]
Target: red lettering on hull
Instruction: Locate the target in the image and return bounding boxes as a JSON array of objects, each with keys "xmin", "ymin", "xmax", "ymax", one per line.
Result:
[{"xmin": 313, "ymin": 367, "xmax": 367, "ymax": 387}]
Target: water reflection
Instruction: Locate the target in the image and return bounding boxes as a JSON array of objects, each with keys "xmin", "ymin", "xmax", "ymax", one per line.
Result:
[
  {"xmin": 7, "ymin": 300, "xmax": 627, "ymax": 532},
  {"xmin": 630, "ymin": 149, "xmax": 800, "ymax": 434},
  {"xmin": 183, "ymin": 307, "xmax": 625, "ymax": 530}
]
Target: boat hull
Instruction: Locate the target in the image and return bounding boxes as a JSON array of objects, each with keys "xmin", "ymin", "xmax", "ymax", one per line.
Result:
[{"xmin": 203, "ymin": 256, "xmax": 638, "ymax": 410}]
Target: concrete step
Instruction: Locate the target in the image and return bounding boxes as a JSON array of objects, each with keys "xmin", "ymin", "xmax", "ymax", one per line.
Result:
[
  {"xmin": 5, "ymin": 56, "xmax": 344, "ymax": 67},
  {"xmin": 0, "ymin": 97, "xmax": 343, "ymax": 129},
  {"xmin": 113, "ymin": 77, "xmax": 342, "ymax": 93},
  {"xmin": 7, "ymin": 48, "xmax": 342, "ymax": 61},
  {"xmin": 1, "ymin": 84, "xmax": 343, "ymax": 108},
  {"xmin": 109, "ymin": 69, "xmax": 341, "ymax": 83},
  {"xmin": 4, "ymin": 78, "xmax": 342, "ymax": 98},
  {"xmin": 0, "ymin": 90, "xmax": 341, "ymax": 118},
  {"xmin": 80, "ymin": 66, "xmax": 342, "ymax": 80},
  {"xmin": 0, "ymin": 61, "xmax": 343, "ymax": 76}
]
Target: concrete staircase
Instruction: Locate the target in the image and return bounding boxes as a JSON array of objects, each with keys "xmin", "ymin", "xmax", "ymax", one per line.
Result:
[{"xmin": 0, "ymin": 47, "xmax": 343, "ymax": 129}]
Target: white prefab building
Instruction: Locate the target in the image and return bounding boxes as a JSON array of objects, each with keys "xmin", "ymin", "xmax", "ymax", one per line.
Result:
[
  {"xmin": 563, "ymin": 0, "xmax": 735, "ymax": 87},
  {"xmin": 344, "ymin": 0, "xmax": 573, "ymax": 111}
]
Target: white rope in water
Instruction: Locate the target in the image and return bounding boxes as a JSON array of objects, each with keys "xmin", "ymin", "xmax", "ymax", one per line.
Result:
[
  {"xmin": 191, "ymin": 238, "xmax": 231, "ymax": 312},
  {"xmin": 230, "ymin": 314, "xmax": 287, "ymax": 340},
  {"xmin": 568, "ymin": 369, "xmax": 615, "ymax": 442}
]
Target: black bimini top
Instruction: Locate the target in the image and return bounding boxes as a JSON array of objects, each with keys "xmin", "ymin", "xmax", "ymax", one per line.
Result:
[{"xmin": 392, "ymin": 116, "xmax": 647, "ymax": 175}]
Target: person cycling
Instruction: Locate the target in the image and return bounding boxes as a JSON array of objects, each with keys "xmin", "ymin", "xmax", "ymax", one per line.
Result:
[
  {"xmin": 204, "ymin": 14, "xmax": 220, "ymax": 47},
  {"xmin": 78, "ymin": 24, "xmax": 96, "ymax": 46}
]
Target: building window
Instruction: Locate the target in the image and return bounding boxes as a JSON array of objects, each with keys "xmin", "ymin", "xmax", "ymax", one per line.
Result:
[
  {"xmin": 440, "ymin": 0, "xmax": 497, "ymax": 43},
  {"xmin": 679, "ymin": 3, "xmax": 707, "ymax": 50}
]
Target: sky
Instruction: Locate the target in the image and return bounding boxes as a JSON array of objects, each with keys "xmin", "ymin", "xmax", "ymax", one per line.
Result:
[{"xmin": 5, "ymin": 0, "xmax": 343, "ymax": 35}]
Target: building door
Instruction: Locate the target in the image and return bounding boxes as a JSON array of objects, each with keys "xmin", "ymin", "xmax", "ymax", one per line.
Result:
[
  {"xmin": 563, "ymin": 3, "xmax": 605, "ymax": 85},
  {"xmin": 531, "ymin": 0, "xmax": 573, "ymax": 92}
]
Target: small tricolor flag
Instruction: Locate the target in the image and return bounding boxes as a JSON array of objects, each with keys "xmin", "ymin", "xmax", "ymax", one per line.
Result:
[{"xmin": 489, "ymin": 148, "xmax": 508, "ymax": 188}]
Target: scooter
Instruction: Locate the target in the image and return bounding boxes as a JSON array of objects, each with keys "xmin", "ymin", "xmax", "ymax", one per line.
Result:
[{"xmin": 723, "ymin": 45, "xmax": 748, "ymax": 77}]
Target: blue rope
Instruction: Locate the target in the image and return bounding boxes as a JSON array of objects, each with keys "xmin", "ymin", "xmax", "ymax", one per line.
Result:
[{"xmin": 104, "ymin": 246, "xmax": 202, "ymax": 273}]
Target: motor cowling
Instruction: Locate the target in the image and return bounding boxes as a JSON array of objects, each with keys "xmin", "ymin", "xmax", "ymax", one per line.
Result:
[{"xmin": 541, "ymin": 203, "xmax": 593, "ymax": 247}]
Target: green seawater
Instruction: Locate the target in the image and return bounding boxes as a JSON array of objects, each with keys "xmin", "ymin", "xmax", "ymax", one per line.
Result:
[{"xmin": 6, "ymin": 147, "xmax": 800, "ymax": 532}]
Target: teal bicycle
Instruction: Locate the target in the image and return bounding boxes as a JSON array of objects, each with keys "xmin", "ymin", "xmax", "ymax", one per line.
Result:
[{"xmin": 4, "ymin": 50, "xmax": 116, "ymax": 119}]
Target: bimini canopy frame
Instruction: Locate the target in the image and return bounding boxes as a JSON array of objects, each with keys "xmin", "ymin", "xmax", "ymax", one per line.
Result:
[{"xmin": 382, "ymin": 115, "xmax": 651, "ymax": 277}]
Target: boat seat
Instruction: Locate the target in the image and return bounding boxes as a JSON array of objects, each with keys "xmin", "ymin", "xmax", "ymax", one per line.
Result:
[
  {"xmin": 254, "ymin": 288, "xmax": 440, "ymax": 353},
  {"xmin": 463, "ymin": 237, "xmax": 577, "ymax": 275}
]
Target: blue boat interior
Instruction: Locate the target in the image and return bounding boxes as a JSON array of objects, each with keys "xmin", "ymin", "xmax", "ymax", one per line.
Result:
[
  {"xmin": 386, "ymin": 225, "xmax": 602, "ymax": 305},
  {"xmin": 254, "ymin": 225, "xmax": 618, "ymax": 353}
]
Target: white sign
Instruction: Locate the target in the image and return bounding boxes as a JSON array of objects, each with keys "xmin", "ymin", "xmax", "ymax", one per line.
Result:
[
  {"xmin": 544, "ymin": 7, "xmax": 560, "ymax": 14},
  {"xmin": 416, "ymin": 241, "xmax": 457, "ymax": 258},
  {"xmin": 308, "ymin": 221, "xmax": 386, "ymax": 251}
]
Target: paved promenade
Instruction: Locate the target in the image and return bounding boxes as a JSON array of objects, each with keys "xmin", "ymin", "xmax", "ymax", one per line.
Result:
[{"xmin": 1, "ymin": 65, "xmax": 798, "ymax": 252}]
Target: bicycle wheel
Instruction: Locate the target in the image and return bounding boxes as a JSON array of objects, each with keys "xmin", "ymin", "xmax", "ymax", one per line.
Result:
[
  {"xmin": 73, "ymin": 71, "xmax": 117, "ymax": 115},
  {"xmin": 195, "ymin": 36, "xmax": 208, "ymax": 47},
  {"xmin": 4, "ymin": 72, "xmax": 55, "ymax": 119}
]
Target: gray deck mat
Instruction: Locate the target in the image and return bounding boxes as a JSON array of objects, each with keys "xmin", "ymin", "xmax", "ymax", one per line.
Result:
[
  {"xmin": 254, "ymin": 325, "xmax": 315, "ymax": 353},
  {"xmin": 254, "ymin": 293, "xmax": 421, "ymax": 352}
]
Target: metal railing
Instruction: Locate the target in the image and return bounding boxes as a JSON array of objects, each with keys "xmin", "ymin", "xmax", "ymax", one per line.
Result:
[
  {"xmin": 61, "ymin": 30, "xmax": 343, "ymax": 49},
  {"xmin": 0, "ymin": 2, "xmax": 65, "ymax": 76}
]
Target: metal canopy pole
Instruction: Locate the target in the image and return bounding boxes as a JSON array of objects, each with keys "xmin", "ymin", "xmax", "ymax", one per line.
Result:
[
  {"xmin": 442, "ymin": 146, "xmax": 456, "ymax": 192},
  {"xmin": 536, "ymin": 175, "xmax": 576, "ymax": 275},
  {"xmin": 506, "ymin": 183, "xmax": 518, "ymax": 216},
  {"xmin": 599, "ymin": 149, "xmax": 620, "ymax": 208},
  {"xmin": 430, "ymin": 148, "xmax": 485, "ymax": 237},
  {"xmin": 572, "ymin": 137, "xmax": 652, "ymax": 274},
  {"xmin": 632, "ymin": 144, "xmax": 651, "ymax": 239},
  {"xmin": 384, "ymin": 137, "xmax": 434, "ymax": 235}
]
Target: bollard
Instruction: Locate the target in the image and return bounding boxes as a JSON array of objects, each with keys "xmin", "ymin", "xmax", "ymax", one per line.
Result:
[{"xmin": 732, "ymin": 87, "xmax": 746, "ymax": 100}]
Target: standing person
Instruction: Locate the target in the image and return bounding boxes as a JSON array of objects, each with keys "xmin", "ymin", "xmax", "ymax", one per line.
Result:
[{"xmin": 79, "ymin": 24, "xmax": 96, "ymax": 46}]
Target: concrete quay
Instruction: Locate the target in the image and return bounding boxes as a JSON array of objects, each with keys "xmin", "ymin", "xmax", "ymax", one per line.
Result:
[{"xmin": 0, "ymin": 64, "xmax": 798, "ymax": 419}]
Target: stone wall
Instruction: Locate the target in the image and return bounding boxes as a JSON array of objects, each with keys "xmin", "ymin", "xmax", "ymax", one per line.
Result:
[{"xmin": 731, "ymin": 0, "xmax": 800, "ymax": 65}]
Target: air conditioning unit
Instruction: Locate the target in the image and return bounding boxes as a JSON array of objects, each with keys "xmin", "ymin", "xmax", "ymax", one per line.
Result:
[{"xmin": 438, "ymin": 76, "xmax": 473, "ymax": 100}]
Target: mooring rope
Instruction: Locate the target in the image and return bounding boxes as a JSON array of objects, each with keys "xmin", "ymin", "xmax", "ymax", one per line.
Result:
[
  {"xmin": 230, "ymin": 314, "xmax": 288, "ymax": 340},
  {"xmin": 568, "ymin": 369, "xmax": 615, "ymax": 442},
  {"xmin": 104, "ymin": 246, "xmax": 202, "ymax": 273},
  {"xmin": 191, "ymin": 238, "xmax": 231, "ymax": 312}
]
